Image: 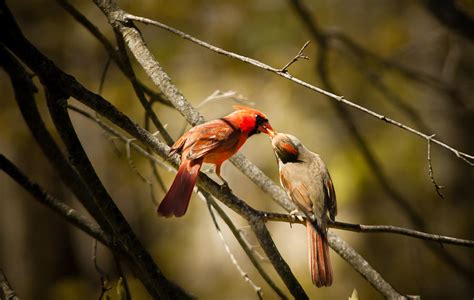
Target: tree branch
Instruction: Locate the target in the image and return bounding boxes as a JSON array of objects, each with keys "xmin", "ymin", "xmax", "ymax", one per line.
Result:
[
  {"xmin": 327, "ymin": 233, "xmax": 404, "ymax": 299},
  {"xmin": 55, "ymin": 0, "xmax": 171, "ymax": 107},
  {"xmin": 0, "ymin": 154, "xmax": 110, "ymax": 246},
  {"xmin": 118, "ymin": 12, "xmax": 474, "ymax": 166},
  {"xmin": 202, "ymin": 192, "xmax": 287, "ymax": 299},
  {"xmin": 204, "ymin": 194, "xmax": 264, "ymax": 300},
  {"xmin": 263, "ymin": 212, "xmax": 474, "ymax": 247}
]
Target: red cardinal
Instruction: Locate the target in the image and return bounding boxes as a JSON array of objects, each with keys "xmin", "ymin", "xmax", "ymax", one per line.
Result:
[
  {"xmin": 271, "ymin": 133, "xmax": 337, "ymax": 287},
  {"xmin": 158, "ymin": 106, "xmax": 274, "ymax": 217}
]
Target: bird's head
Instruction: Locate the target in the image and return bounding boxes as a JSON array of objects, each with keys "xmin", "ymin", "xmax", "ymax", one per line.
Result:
[
  {"xmin": 271, "ymin": 133, "xmax": 302, "ymax": 164},
  {"xmin": 225, "ymin": 105, "xmax": 274, "ymax": 137}
]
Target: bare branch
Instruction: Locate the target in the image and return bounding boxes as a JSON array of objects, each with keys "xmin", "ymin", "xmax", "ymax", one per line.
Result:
[
  {"xmin": 122, "ymin": 12, "xmax": 474, "ymax": 166},
  {"xmin": 327, "ymin": 233, "xmax": 404, "ymax": 300},
  {"xmin": 279, "ymin": 40, "xmax": 310, "ymax": 72},
  {"xmin": 98, "ymin": 56, "xmax": 111, "ymax": 95},
  {"xmin": 67, "ymin": 105, "xmax": 175, "ymax": 174},
  {"xmin": 55, "ymin": 0, "xmax": 171, "ymax": 107},
  {"xmin": 263, "ymin": 212, "xmax": 474, "ymax": 247},
  {"xmin": 202, "ymin": 192, "xmax": 287, "ymax": 299},
  {"xmin": 203, "ymin": 193, "xmax": 264, "ymax": 300},
  {"xmin": 427, "ymin": 135, "xmax": 444, "ymax": 199},
  {"xmin": 113, "ymin": 30, "xmax": 174, "ymax": 145},
  {"xmin": 197, "ymin": 90, "xmax": 255, "ymax": 109},
  {"xmin": 92, "ymin": 239, "xmax": 112, "ymax": 300},
  {"xmin": 0, "ymin": 154, "xmax": 110, "ymax": 246}
]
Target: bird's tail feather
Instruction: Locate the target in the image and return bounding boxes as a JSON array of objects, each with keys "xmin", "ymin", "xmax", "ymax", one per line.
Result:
[
  {"xmin": 157, "ymin": 159, "xmax": 202, "ymax": 217},
  {"xmin": 307, "ymin": 220, "xmax": 333, "ymax": 287}
]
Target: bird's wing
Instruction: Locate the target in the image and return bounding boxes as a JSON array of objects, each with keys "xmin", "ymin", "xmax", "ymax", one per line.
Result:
[
  {"xmin": 323, "ymin": 170, "xmax": 337, "ymax": 221},
  {"xmin": 184, "ymin": 120, "xmax": 238, "ymax": 160},
  {"xmin": 280, "ymin": 171, "xmax": 313, "ymax": 216},
  {"xmin": 169, "ymin": 130, "xmax": 190, "ymax": 155}
]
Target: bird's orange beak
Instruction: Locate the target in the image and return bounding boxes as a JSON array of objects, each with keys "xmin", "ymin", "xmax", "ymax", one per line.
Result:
[{"xmin": 260, "ymin": 123, "xmax": 276, "ymax": 138}]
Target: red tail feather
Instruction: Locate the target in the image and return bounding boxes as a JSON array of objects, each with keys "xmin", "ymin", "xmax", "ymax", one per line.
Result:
[
  {"xmin": 158, "ymin": 158, "xmax": 202, "ymax": 217},
  {"xmin": 307, "ymin": 220, "xmax": 333, "ymax": 287}
]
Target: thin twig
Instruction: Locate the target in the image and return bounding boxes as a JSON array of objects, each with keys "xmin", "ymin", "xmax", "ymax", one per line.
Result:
[
  {"xmin": 92, "ymin": 239, "xmax": 112, "ymax": 300},
  {"xmin": 203, "ymin": 193, "xmax": 264, "ymax": 300},
  {"xmin": 56, "ymin": 0, "xmax": 171, "ymax": 107},
  {"xmin": 125, "ymin": 137, "xmax": 159, "ymax": 206},
  {"xmin": 196, "ymin": 90, "xmax": 254, "ymax": 109},
  {"xmin": 279, "ymin": 40, "xmax": 310, "ymax": 72},
  {"xmin": 123, "ymin": 13, "xmax": 474, "ymax": 166},
  {"xmin": 0, "ymin": 154, "xmax": 110, "ymax": 245},
  {"xmin": 68, "ymin": 105, "xmax": 175, "ymax": 174},
  {"xmin": 203, "ymin": 192, "xmax": 287, "ymax": 299},
  {"xmin": 114, "ymin": 30, "xmax": 174, "ymax": 146},
  {"xmin": 98, "ymin": 56, "xmax": 111, "ymax": 95},
  {"xmin": 263, "ymin": 212, "xmax": 474, "ymax": 247},
  {"xmin": 427, "ymin": 135, "xmax": 444, "ymax": 199}
]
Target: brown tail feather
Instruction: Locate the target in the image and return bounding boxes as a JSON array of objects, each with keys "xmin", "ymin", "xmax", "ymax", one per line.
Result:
[
  {"xmin": 306, "ymin": 220, "xmax": 333, "ymax": 287},
  {"xmin": 157, "ymin": 158, "xmax": 202, "ymax": 217}
]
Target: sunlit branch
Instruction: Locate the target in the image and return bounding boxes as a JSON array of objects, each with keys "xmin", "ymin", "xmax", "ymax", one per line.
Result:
[
  {"xmin": 262, "ymin": 212, "xmax": 474, "ymax": 247},
  {"xmin": 122, "ymin": 13, "xmax": 474, "ymax": 166}
]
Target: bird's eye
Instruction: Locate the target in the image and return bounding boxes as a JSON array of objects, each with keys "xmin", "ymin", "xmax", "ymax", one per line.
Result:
[{"xmin": 255, "ymin": 114, "xmax": 267, "ymax": 125}]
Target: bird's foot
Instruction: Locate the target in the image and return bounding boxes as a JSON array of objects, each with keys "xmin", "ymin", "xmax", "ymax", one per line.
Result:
[
  {"xmin": 289, "ymin": 210, "xmax": 305, "ymax": 223},
  {"xmin": 219, "ymin": 181, "xmax": 232, "ymax": 193},
  {"xmin": 216, "ymin": 174, "xmax": 232, "ymax": 192}
]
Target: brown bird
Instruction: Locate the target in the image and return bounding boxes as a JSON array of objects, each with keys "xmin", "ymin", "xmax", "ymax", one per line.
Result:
[
  {"xmin": 271, "ymin": 133, "xmax": 337, "ymax": 287},
  {"xmin": 158, "ymin": 106, "xmax": 274, "ymax": 217}
]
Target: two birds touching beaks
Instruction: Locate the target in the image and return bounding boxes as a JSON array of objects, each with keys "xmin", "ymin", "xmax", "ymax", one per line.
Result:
[{"xmin": 157, "ymin": 105, "xmax": 337, "ymax": 288}]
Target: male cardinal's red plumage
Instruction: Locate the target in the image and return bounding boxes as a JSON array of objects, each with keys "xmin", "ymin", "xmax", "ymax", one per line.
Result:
[
  {"xmin": 158, "ymin": 106, "xmax": 274, "ymax": 217},
  {"xmin": 271, "ymin": 133, "xmax": 337, "ymax": 287}
]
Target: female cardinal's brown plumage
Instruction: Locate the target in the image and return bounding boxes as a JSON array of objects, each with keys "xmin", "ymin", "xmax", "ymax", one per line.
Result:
[
  {"xmin": 158, "ymin": 106, "xmax": 274, "ymax": 217},
  {"xmin": 271, "ymin": 133, "xmax": 337, "ymax": 287}
]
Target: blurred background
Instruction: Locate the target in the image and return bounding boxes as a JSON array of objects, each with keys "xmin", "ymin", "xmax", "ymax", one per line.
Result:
[{"xmin": 1, "ymin": 0, "xmax": 473, "ymax": 299}]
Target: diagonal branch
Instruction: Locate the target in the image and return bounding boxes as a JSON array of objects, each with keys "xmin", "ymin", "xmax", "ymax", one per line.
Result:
[
  {"xmin": 0, "ymin": 154, "xmax": 110, "ymax": 246},
  {"xmin": 327, "ymin": 233, "xmax": 403, "ymax": 299},
  {"xmin": 120, "ymin": 12, "xmax": 474, "ymax": 166},
  {"xmin": 55, "ymin": 0, "xmax": 171, "ymax": 107},
  {"xmin": 204, "ymin": 194, "xmax": 264, "ymax": 300},
  {"xmin": 202, "ymin": 192, "xmax": 287, "ymax": 299}
]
